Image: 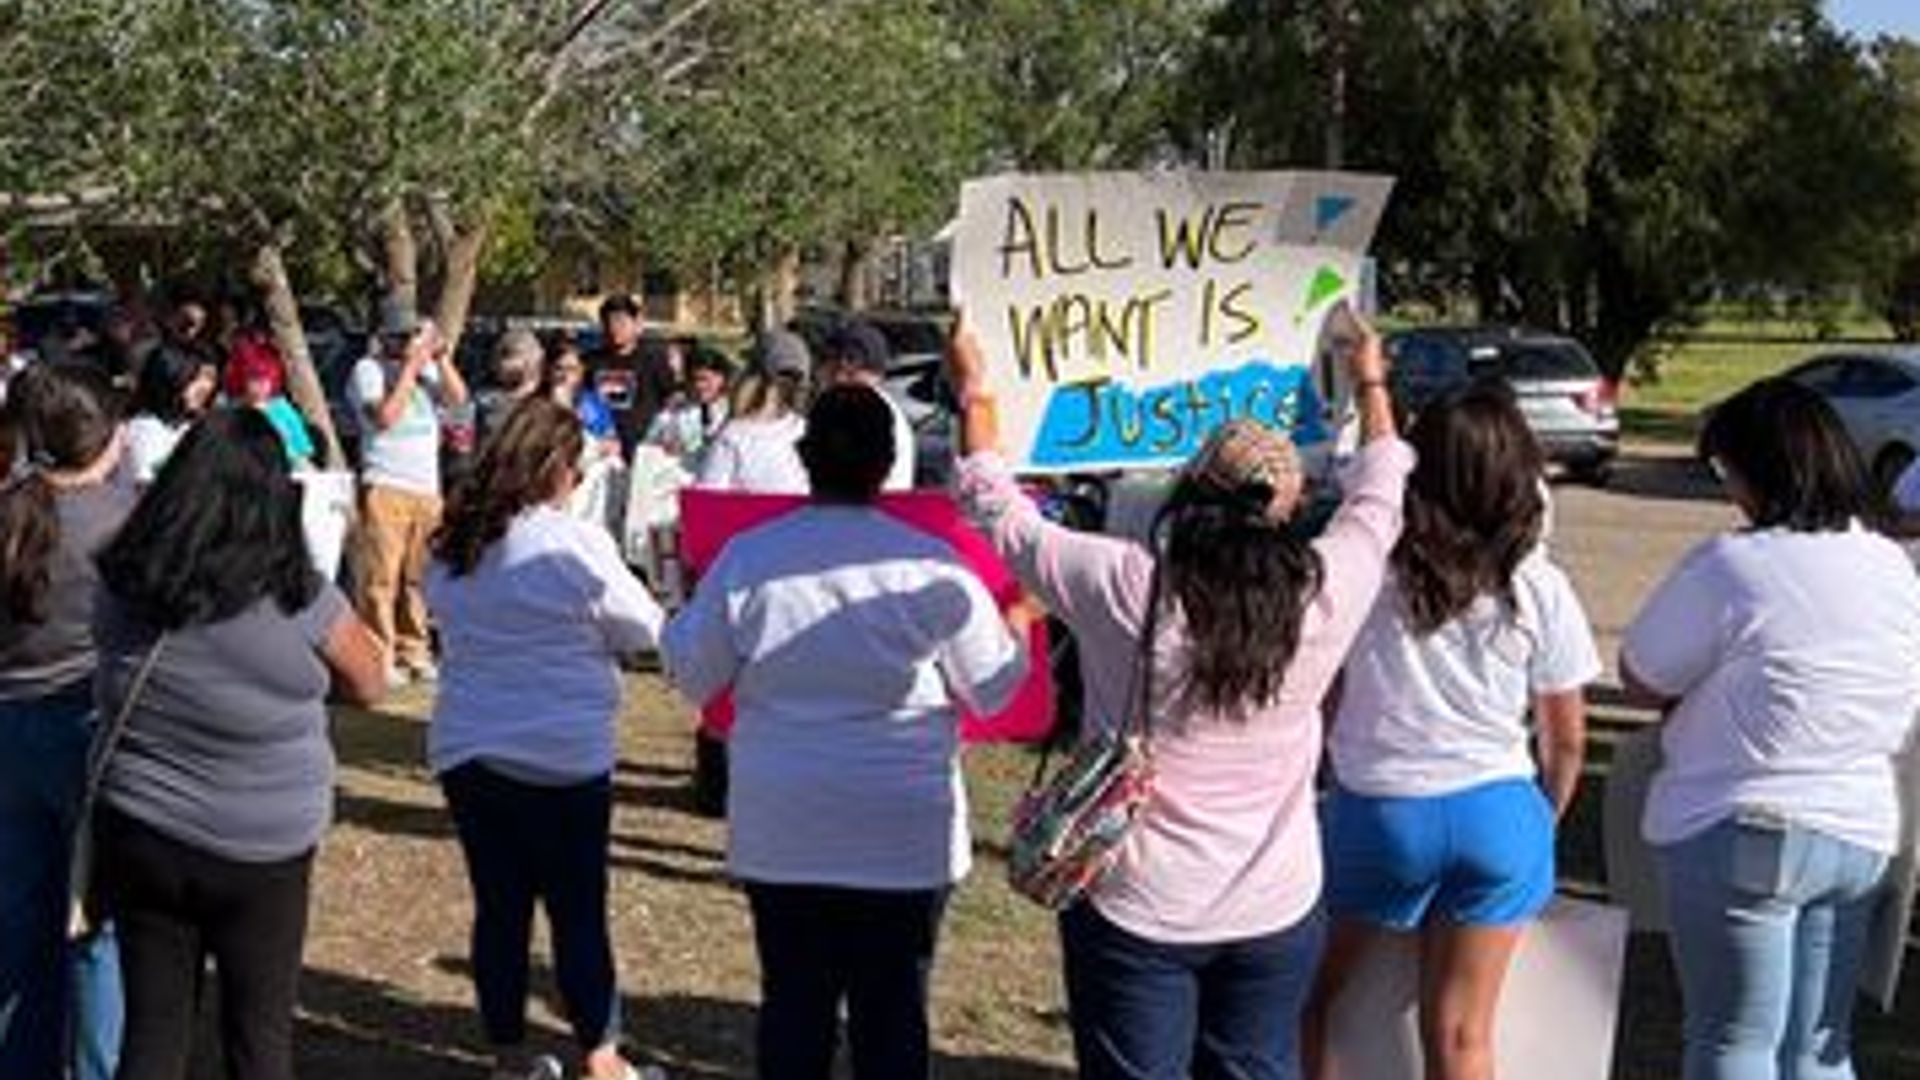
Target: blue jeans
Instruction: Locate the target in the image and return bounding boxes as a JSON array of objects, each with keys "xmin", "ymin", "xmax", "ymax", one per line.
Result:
[
  {"xmin": 1060, "ymin": 901, "xmax": 1327, "ymax": 1080},
  {"xmin": 0, "ymin": 688, "xmax": 121, "ymax": 1080},
  {"xmin": 1659, "ymin": 817, "xmax": 1890, "ymax": 1080}
]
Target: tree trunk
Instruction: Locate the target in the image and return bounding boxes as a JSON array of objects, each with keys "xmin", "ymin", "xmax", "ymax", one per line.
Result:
[
  {"xmin": 381, "ymin": 201, "xmax": 419, "ymax": 328},
  {"xmin": 766, "ymin": 247, "xmax": 801, "ymax": 326},
  {"xmin": 432, "ymin": 222, "xmax": 489, "ymax": 363},
  {"xmin": 1324, "ymin": 0, "xmax": 1348, "ymax": 169},
  {"xmin": 837, "ymin": 237, "xmax": 878, "ymax": 311},
  {"xmin": 249, "ymin": 242, "xmax": 345, "ymax": 469}
]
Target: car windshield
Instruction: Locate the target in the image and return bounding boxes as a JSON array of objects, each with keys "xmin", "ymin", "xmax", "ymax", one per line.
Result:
[
  {"xmin": 876, "ymin": 320, "xmax": 945, "ymax": 357},
  {"xmin": 1484, "ymin": 341, "xmax": 1598, "ymax": 381}
]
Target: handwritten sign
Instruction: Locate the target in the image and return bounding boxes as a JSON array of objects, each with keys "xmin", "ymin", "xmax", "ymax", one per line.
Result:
[{"xmin": 951, "ymin": 171, "xmax": 1393, "ymax": 472}]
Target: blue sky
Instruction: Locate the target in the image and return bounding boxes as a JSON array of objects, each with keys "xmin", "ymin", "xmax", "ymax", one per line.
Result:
[{"xmin": 1829, "ymin": 0, "xmax": 1920, "ymax": 41}]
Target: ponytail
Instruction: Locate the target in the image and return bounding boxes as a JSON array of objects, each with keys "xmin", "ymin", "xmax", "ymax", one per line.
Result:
[
  {"xmin": 0, "ymin": 467, "xmax": 59, "ymax": 623},
  {"xmin": 0, "ymin": 365, "xmax": 119, "ymax": 624}
]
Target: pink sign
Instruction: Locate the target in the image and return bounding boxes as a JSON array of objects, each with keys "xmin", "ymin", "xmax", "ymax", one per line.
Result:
[{"xmin": 678, "ymin": 488, "xmax": 1055, "ymax": 744}]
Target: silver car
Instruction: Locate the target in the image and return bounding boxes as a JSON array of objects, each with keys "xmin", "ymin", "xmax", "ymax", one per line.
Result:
[
  {"xmin": 1777, "ymin": 349, "xmax": 1920, "ymax": 491},
  {"xmin": 1386, "ymin": 327, "xmax": 1621, "ymax": 483}
]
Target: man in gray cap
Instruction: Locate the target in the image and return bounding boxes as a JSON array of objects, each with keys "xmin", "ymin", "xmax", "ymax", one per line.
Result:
[
  {"xmin": 814, "ymin": 320, "xmax": 915, "ymax": 491},
  {"xmin": 346, "ymin": 300, "xmax": 469, "ymax": 687}
]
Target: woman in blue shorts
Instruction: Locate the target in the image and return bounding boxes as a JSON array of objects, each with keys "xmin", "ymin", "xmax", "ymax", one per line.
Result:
[{"xmin": 1306, "ymin": 382, "xmax": 1598, "ymax": 1080}]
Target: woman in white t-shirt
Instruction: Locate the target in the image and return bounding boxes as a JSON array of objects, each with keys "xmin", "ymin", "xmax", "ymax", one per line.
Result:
[
  {"xmin": 662, "ymin": 385, "xmax": 1028, "ymax": 1080},
  {"xmin": 125, "ymin": 343, "xmax": 217, "ymax": 485},
  {"xmin": 1306, "ymin": 383, "xmax": 1599, "ymax": 1080},
  {"xmin": 695, "ymin": 330, "xmax": 811, "ymax": 495},
  {"xmin": 426, "ymin": 399, "xmax": 665, "ymax": 1080},
  {"xmin": 1622, "ymin": 377, "xmax": 1920, "ymax": 1080}
]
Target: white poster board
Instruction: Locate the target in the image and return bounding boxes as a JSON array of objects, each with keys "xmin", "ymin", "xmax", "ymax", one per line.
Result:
[
  {"xmin": 949, "ymin": 171, "xmax": 1393, "ymax": 472},
  {"xmin": 1325, "ymin": 898, "xmax": 1629, "ymax": 1080},
  {"xmin": 297, "ymin": 470, "xmax": 356, "ymax": 582}
]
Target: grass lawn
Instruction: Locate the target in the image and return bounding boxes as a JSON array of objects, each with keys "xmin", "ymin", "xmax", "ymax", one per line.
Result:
[
  {"xmin": 280, "ymin": 680, "xmax": 1920, "ymax": 1080},
  {"xmin": 1618, "ymin": 319, "xmax": 1897, "ymax": 445}
]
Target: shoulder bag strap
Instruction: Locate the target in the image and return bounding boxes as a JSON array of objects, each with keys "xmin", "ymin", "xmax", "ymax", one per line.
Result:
[
  {"xmin": 80, "ymin": 635, "xmax": 167, "ymax": 814},
  {"xmin": 1128, "ymin": 561, "xmax": 1163, "ymax": 744}
]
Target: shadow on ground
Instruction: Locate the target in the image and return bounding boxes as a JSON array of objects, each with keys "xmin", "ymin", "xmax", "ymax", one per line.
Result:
[
  {"xmin": 1568, "ymin": 449, "xmax": 1722, "ymax": 504},
  {"xmin": 289, "ymin": 965, "xmax": 1072, "ymax": 1079}
]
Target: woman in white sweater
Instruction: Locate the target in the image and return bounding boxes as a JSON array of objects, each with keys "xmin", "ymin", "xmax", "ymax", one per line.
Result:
[
  {"xmin": 1622, "ymin": 378, "xmax": 1920, "ymax": 1080},
  {"xmin": 427, "ymin": 399, "xmax": 665, "ymax": 1080}
]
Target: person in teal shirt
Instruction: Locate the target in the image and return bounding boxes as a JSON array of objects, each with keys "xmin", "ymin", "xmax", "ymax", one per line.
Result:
[{"xmin": 225, "ymin": 332, "xmax": 315, "ymax": 467}]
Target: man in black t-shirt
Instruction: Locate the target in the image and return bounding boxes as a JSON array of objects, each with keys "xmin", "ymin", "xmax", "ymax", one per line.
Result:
[{"xmin": 588, "ymin": 294, "xmax": 678, "ymax": 458}]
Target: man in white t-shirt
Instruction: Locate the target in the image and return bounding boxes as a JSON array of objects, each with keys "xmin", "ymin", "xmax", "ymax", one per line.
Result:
[
  {"xmin": 814, "ymin": 319, "xmax": 916, "ymax": 491},
  {"xmin": 346, "ymin": 303, "xmax": 468, "ymax": 686}
]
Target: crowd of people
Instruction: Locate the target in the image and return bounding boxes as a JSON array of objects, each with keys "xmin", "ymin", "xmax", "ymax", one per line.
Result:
[{"xmin": 0, "ymin": 286, "xmax": 1915, "ymax": 1080}]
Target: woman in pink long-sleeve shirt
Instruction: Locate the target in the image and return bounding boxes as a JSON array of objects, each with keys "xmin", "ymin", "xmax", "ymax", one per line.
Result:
[{"xmin": 948, "ymin": 316, "xmax": 1410, "ymax": 1079}]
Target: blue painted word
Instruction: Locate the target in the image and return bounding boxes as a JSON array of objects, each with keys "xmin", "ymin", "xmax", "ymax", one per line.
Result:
[{"xmin": 1030, "ymin": 360, "xmax": 1329, "ymax": 468}]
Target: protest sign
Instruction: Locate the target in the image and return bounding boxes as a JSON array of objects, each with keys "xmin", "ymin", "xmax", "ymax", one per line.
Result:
[
  {"xmin": 677, "ymin": 488, "xmax": 1055, "ymax": 744},
  {"xmin": 950, "ymin": 170, "xmax": 1393, "ymax": 472},
  {"xmin": 297, "ymin": 470, "xmax": 354, "ymax": 581}
]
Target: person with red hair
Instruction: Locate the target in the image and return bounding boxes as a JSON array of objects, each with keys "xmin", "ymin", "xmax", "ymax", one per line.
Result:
[{"xmin": 225, "ymin": 332, "xmax": 315, "ymax": 468}]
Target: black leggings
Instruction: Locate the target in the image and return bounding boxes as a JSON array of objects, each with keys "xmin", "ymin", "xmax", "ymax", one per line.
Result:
[
  {"xmin": 95, "ymin": 808, "xmax": 312, "ymax": 1080},
  {"xmin": 441, "ymin": 761, "xmax": 620, "ymax": 1052}
]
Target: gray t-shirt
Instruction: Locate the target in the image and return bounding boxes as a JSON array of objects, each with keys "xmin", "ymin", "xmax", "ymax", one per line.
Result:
[
  {"xmin": 0, "ymin": 482, "xmax": 135, "ymax": 701},
  {"xmin": 96, "ymin": 582, "xmax": 350, "ymax": 862}
]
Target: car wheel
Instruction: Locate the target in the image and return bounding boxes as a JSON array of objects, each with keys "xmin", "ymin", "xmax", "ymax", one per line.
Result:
[
  {"xmin": 1874, "ymin": 445, "xmax": 1915, "ymax": 497},
  {"xmin": 1569, "ymin": 459, "xmax": 1613, "ymax": 487}
]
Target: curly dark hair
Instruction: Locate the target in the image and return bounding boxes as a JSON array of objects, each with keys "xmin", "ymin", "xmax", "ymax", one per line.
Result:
[
  {"xmin": 1393, "ymin": 381, "xmax": 1546, "ymax": 635},
  {"xmin": 97, "ymin": 407, "xmax": 318, "ymax": 629},
  {"xmin": 434, "ymin": 397, "xmax": 583, "ymax": 577},
  {"xmin": 2, "ymin": 364, "xmax": 120, "ymax": 624},
  {"xmin": 1156, "ymin": 475, "xmax": 1325, "ymax": 715}
]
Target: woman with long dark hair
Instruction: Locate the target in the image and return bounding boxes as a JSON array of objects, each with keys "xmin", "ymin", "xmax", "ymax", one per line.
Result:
[
  {"xmin": 427, "ymin": 398, "xmax": 665, "ymax": 1080},
  {"xmin": 1622, "ymin": 377, "xmax": 1920, "ymax": 1080},
  {"xmin": 0, "ymin": 365, "xmax": 131, "ymax": 1080},
  {"xmin": 948, "ymin": 314, "xmax": 1409, "ymax": 1077},
  {"xmin": 1306, "ymin": 383, "xmax": 1598, "ymax": 1080},
  {"xmin": 91, "ymin": 408, "xmax": 384, "ymax": 1080},
  {"xmin": 125, "ymin": 344, "xmax": 217, "ymax": 485}
]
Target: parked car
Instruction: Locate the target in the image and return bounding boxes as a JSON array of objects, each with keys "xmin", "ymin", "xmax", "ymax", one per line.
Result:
[
  {"xmin": 1385, "ymin": 326, "xmax": 1619, "ymax": 483},
  {"xmin": 1771, "ymin": 349, "xmax": 1920, "ymax": 492}
]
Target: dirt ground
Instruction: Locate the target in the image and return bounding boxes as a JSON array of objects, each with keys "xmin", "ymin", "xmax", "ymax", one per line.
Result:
[{"xmin": 195, "ymin": 447, "xmax": 1920, "ymax": 1078}]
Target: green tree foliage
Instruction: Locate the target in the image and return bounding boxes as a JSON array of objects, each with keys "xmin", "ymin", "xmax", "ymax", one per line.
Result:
[
  {"xmin": 948, "ymin": 0, "xmax": 1207, "ymax": 170},
  {"xmin": 1878, "ymin": 39, "xmax": 1920, "ymax": 341},
  {"xmin": 616, "ymin": 0, "xmax": 991, "ymax": 320},
  {"xmin": 1184, "ymin": 0, "xmax": 1920, "ymax": 375}
]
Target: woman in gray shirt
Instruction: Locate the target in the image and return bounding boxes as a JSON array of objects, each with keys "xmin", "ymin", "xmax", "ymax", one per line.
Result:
[
  {"xmin": 0, "ymin": 364, "xmax": 134, "ymax": 1080},
  {"xmin": 91, "ymin": 408, "xmax": 384, "ymax": 1080}
]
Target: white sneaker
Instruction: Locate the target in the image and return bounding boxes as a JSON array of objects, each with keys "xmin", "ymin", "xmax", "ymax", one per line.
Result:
[{"xmin": 490, "ymin": 1053, "xmax": 564, "ymax": 1080}]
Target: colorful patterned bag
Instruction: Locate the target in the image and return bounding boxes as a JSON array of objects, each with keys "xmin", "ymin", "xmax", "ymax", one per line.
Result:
[{"xmin": 1006, "ymin": 568, "xmax": 1161, "ymax": 910}]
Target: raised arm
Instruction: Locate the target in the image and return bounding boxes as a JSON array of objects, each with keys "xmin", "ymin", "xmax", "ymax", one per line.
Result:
[
  {"xmin": 1306, "ymin": 313, "xmax": 1414, "ymax": 643},
  {"xmin": 946, "ymin": 317, "xmax": 1150, "ymax": 629},
  {"xmin": 358, "ymin": 337, "xmax": 430, "ymax": 433},
  {"xmin": 426, "ymin": 321, "xmax": 470, "ymax": 409}
]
